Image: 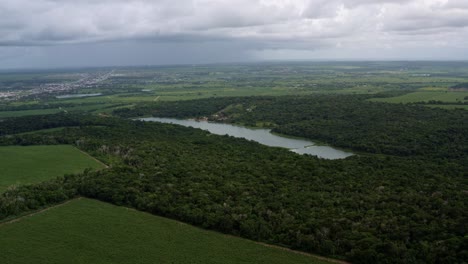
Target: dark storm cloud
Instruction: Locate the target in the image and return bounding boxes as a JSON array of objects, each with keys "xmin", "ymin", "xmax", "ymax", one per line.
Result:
[
  {"xmin": 0, "ymin": 0, "xmax": 468, "ymax": 67},
  {"xmin": 6, "ymin": 0, "xmax": 468, "ymax": 46}
]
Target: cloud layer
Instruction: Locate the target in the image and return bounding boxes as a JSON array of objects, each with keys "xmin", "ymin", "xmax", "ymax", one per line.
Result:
[{"xmin": 1, "ymin": 0, "xmax": 468, "ymax": 67}]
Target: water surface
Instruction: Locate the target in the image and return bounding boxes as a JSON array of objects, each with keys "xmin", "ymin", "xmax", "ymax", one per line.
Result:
[
  {"xmin": 140, "ymin": 117, "xmax": 353, "ymax": 159},
  {"xmin": 56, "ymin": 93, "xmax": 102, "ymax": 99}
]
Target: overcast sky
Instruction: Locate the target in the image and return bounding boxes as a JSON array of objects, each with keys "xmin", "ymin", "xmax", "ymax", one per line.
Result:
[{"xmin": 1, "ymin": 0, "xmax": 468, "ymax": 69}]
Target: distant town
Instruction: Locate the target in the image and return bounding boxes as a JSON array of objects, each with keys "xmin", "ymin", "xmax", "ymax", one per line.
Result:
[{"xmin": 0, "ymin": 70, "xmax": 114, "ymax": 101}]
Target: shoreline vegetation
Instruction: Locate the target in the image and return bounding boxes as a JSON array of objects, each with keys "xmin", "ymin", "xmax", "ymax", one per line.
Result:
[{"xmin": 139, "ymin": 117, "xmax": 353, "ymax": 159}]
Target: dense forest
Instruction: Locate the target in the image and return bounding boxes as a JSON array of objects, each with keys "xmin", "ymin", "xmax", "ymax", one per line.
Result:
[
  {"xmin": 0, "ymin": 111, "xmax": 466, "ymax": 263},
  {"xmin": 114, "ymin": 95, "xmax": 467, "ymax": 160}
]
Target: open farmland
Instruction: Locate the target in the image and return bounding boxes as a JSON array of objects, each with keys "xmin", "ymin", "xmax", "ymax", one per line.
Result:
[
  {"xmin": 0, "ymin": 103, "xmax": 121, "ymax": 118},
  {"xmin": 2, "ymin": 62, "xmax": 468, "ymax": 120},
  {"xmin": 0, "ymin": 108, "xmax": 64, "ymax": 118},
  {"xmin": 369, "ymin": 90, "xmax": 468, "ymax": 109},
  {"xmin": 0, "ymin": 145, "xmax": 105, "ymax": 192},
  {"xmin": 0, "ymin": 198, "xmax": 332, "ymax": 264}
]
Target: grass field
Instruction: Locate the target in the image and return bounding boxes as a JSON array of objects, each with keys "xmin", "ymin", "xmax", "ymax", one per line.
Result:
[
  {"xmin": 0, "ymin": 108, "xmax": 64, "ymax": 118},
  {"xmin": 0, "ymin": 103, "xmax": 121, "ymax": 118},
  {"xmin": 54, "ymin": 88, "xmax": 313, "ymax": 105},
  {"xmin": 0, "ymin": 198, "xmax": 332, "ymax": 264},
  {"xmin": 0, "ymin": 145, "xmax": 105, "ymax": 192},
  {"xmin": 369, "ymin": 90, "xmax": 468, "ymax": 109},
  {"xmin": 370, "ymin": 91, "xmax": 468, "ymax": 104}
]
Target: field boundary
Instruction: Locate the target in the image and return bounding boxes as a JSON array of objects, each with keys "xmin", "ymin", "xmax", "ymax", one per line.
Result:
[
  {"xmin": 0, "ymin": 197, "xmax": 349, "ymax": 264},
  {"xmin": 254, "ymin": 242, "xmax": 350, "ymax": 264},
  {"xmin": 75, "ymin": 148, "xmax": 109, "ymax": 168},
  {"xmin": 0, "ymin": 198, "xmax": 81, "ymax": 227},
  {"xmin": 120, "ymin": 203, "xmax": 350, "ymax": 264}
]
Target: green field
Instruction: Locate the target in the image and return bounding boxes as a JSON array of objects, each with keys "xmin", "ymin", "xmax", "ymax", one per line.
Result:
[
  {"xmin": 3, "ymin": 62, "xmax": 468, "ymax": 119},
  {"xmin": 0, "ymin": 145, "xmax": 105, "ymax": 192},
  {"xmin": 0, "ymin": 103, "xmax": 120, "ymax": 118},
  {"xmin": 0, "ymin": 108, "xmax": 64, "ymax": 118},
  {"xmin": 370, "ymin": 91, "xmax": 468, "ymax": 104},
  {"xmin": 54, "ymin": 88, "xmax": 313, "ymax": 105},
  {"xmin": 0, "ymin": 198, "xmax": 330, "ymax": 264}
]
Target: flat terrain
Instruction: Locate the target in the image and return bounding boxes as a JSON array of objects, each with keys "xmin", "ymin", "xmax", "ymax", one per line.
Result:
[
  {"xmin": 0, "ymin": 198, "xmax": 331, "ymax": 264},
  {"xmin": 2, "ymin": 62, "xmax": 468, "ymax": 118},
  {"xmin": 0, "ymin": 108, "xmax": 63, "ymax": 118},
  {"xmin": 0, "ymin": 103, "xmax": 118, "ymax": 118},
  {"xmin": 0, "ymin": 145, "xmax": 105, "ymax": 192},
  {"xmin": 370, "ymin": 90, "xmax": 468, "ymax": 109},
  {"xmin": 0, "ymin": 62, "xmax": 466, "ymax": 263}
]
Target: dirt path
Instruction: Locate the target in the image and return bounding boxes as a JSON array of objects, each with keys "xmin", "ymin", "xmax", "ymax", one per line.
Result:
[{"xmin": 0, "ymin": 198, "xmax": 81, "ymax": 227}]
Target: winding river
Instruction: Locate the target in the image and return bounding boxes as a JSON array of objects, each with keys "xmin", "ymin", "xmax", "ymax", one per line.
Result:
[{"xmin": 140, "ymin": 117, "xmax": 353, "ymax": 160}]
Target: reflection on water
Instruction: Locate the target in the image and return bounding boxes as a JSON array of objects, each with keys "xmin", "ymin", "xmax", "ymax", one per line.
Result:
[
  {"xmin": 140, "ymin": 117, "xmax": 353, "ymax": 160},
  {"xmin": 56, "ymin": 93, "xmax": 102, "ymax": 99}
]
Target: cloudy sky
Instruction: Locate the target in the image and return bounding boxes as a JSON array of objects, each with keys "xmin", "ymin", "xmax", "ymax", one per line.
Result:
[{"xmin": 1, "ymin": 0, "xmax": 468, "ymax": 68}]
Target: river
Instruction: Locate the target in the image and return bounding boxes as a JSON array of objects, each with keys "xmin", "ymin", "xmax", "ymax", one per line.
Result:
[
  {"xmin": 140, "ymin": 117, "xmax": 353, "ymax": 159},
  {"xmin": 56, "ymin": 93, "xmax": 102, "ymax": 99}
]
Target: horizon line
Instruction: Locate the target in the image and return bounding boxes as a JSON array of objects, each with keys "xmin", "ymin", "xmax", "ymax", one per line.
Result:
[{"xmin": 2, "ymin": 59, "xmax": 468, "ymax": 73}]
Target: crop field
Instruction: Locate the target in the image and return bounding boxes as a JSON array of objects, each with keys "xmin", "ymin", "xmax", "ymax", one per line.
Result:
[
  {"xmin": 0, "ymin": 108, "xmax": 63, "ymax": 118},
  {"xmin": 2, "ymin": 62, "xmax": 468, "ymax": 119},
  {"xmin": 54, "ymin": 88, "xmax": 314, "ymax": 104},
  {"xmin": 0, "ymin": 145, "xmax": 105, "ymax": 192},
  {"xmin": 0, "ymin": 103, "xmax": 123, "ymax": 118},
  {"xmin": 0, "ymin": 198, "xmax": 330, "ymax": 264},
  {"xmin": 369, "ymin": 90, "xmax": 468, "ymax": 109}
]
